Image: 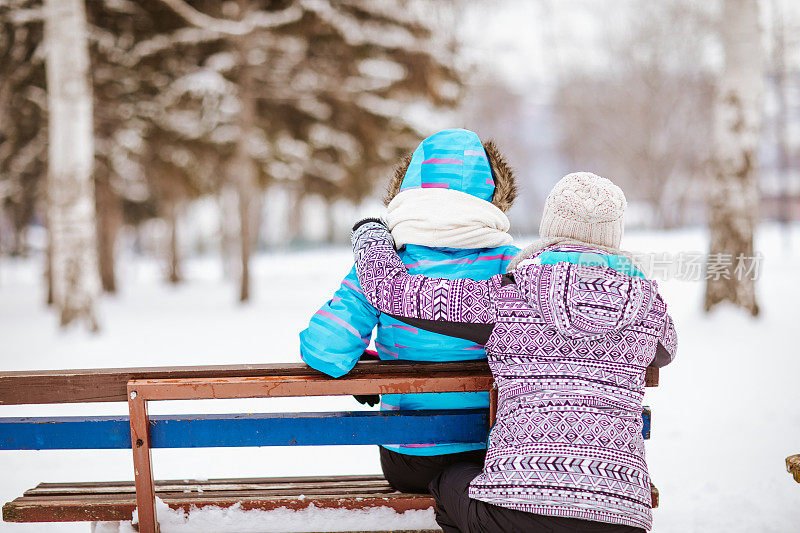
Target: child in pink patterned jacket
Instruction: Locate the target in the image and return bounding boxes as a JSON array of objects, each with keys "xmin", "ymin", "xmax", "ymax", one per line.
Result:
[{"xmin": 349, "ymin": 172, "xmax": 677, "ymax": 533}]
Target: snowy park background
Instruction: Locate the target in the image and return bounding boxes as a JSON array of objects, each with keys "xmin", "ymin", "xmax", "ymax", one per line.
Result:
[
  {"xmin": 3, "ymin": 0, "xmax": 800, "ymax": 531},
  {"xmin": 1, "ymin": 225, "xmax": 800, "ymax": 532}
]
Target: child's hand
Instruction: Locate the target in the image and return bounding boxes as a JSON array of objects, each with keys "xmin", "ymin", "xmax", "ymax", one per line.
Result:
[
  {"xmin": 354, "ymin": 394, "xmax": 380, "ymax": 407},
  {"xmin": 353, "ymin": 349, "xmax": 381, "ymax": 407}
]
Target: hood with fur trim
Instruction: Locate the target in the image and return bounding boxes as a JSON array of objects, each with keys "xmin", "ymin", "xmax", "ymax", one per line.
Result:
[{"xmin": 383, "ymin": 130, "xmax": 517, "ymax": 213}]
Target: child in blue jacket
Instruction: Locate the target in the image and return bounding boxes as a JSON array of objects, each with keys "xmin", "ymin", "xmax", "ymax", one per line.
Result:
[{"xmin": 299, "ymin": 129, "xmax": 518, "ymax": 493}]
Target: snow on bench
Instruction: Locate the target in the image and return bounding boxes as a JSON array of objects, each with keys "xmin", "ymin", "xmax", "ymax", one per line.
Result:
[
  {"xmin": 4, "ymin": 475, "xmax": 442, "ymax": 531},
  {"xmin": 5, "ymin": 476, "xmax": 659, "ymax": 532}
]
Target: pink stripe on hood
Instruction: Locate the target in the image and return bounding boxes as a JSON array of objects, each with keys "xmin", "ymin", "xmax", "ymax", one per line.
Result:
[{"xmin": 422, "ymin": 158, "xmax": 463, "ymax": 165}]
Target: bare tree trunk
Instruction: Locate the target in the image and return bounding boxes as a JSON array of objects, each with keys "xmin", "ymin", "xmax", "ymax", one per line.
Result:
[
  {"xmin": 236, "ymin": 164, "xmax": 256, "ymax": 302},
  {"xmin": 705, "ymin": 0, "xmax": 763, "ymax": 316},
  {"xmin": 232, "ymin": 8, "xmax": 259, "ymax": 303},
  {"xmin": 286, "ymin": 184, "xmax": 304, "ymax": 246},
  {"xmin": 95, "ymin": 169, "xmax": 121, "ymax": 293},
  {"xmin": 324, "ymin": 199, "xmax": 337, "ymax": 244},
  {"xmin": 45, "ymin": 214, "xmax": 54, "ymax": 306},
  {"xmin": 251, "ymin": 189, "xmax": 264, "ymax": 251},
  {"xmin": 44, "ymin": 0, "xmax": 99, "ymax": 330},
  {"xmin": 10, "ymin": 220, "xmax": 29, "ymax": 257},
  {"xmin": 218, "ymin": 184, "xmax": 239, "ymax": 280},
  {"xmin": 165, "ymin": 199, "xmax": 182, "ymax": 284}
]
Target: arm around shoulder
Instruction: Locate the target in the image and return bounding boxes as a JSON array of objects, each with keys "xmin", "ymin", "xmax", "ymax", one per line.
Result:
[{"xmin": 350, "ymin": 219, "xmax": 496, "ymax": 327}]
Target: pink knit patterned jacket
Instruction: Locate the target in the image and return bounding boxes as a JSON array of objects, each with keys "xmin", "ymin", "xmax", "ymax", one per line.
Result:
[{"xmin": 351, "ymin": 220, "xmax": 677, "ymax": 530}]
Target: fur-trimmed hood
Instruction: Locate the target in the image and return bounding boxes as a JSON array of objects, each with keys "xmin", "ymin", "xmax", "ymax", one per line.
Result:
[{"xmin": 383, "ymin": 130, "xmax": 517, "ymax": 213}]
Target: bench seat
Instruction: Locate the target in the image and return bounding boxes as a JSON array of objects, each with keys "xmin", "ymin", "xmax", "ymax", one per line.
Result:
[
  {"xmin": 3, "ymin": 475, "xmax": 434, "ymax": 523},
  {"xmin": 3, "ymin": 475, "xmax": 659, "ymax": 524}
]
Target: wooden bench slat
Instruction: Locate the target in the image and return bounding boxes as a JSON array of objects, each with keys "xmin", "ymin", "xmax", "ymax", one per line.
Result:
[
  {"xmin": 16, "ymin": 488, "xmax": 403, "ymax": 503},
  {"xmin": 17, "ymin": 480, "xmax": 396, "ymax": 501},
  {"xmin": 0, "ymin": 408, "xmax": 652, "ymax": 450},
  {"xmin": 0, "ymin": 361, "xmax": 486, "ymax": 405},
  {"xmin": 27, "ymin": 474, "xmax": 388, "ymax": 490},
  {"xmin": 3, "ymin": 477, "xmax": 659, "ymax": 523},
  {"xmin": 0, "ymin": 361, "xmax": 658, "ymax": 405},
  {"xmin": 27, "ymin": 481, "xmax": 395, "ymax": 496},
  {"xmin": 3, "ymin": 492, "xmax": 436, "ymax": 522},
  {"xmin": 0, "ymin": 410, "xmax": 491, "ymax": 450},
  {"xmin": 128, "ymin": 373, "xmax": 493, "ymax": 400},
  {"xmin": 3, "ymin": 495, "xmax": 437, "ymax": 522}
]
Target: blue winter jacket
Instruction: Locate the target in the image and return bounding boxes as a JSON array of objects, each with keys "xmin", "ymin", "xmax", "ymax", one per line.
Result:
[{"xmin": 299, "ymin": 129, "xmax": 519, "ymax": 456}]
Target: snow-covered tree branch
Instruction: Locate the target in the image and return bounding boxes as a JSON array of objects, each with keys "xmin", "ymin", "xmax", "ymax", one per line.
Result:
[{"xmin": 156, "ymin": 0, "xmax": 302, "ymax": 36}]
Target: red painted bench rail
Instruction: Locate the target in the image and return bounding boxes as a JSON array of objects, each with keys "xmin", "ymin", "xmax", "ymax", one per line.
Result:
[{"xmin": 0, "ymin": 361, "xmax": 659, "ymax": 405}]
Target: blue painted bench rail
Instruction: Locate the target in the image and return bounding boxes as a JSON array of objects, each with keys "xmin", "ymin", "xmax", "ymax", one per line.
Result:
[
  {"xmin": 0, "ymin": 410, "xmax": 486, "ymax": 450},
  {"xmin": 0, "ymin": 408, "xmax": 651, "ymax": 450}
]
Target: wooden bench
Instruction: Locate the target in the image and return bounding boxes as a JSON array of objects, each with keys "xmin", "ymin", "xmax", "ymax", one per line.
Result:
[
  {"xmin": 5, "ymin": 475, "xmax": 438, "ymax": 523},
  {"xmin": 788, "ymin": 455, "xmax": 800, "ymax": 483},
  {"xmin": 1, "ymin": 362, "xmax": 659, "ymax": 532}
]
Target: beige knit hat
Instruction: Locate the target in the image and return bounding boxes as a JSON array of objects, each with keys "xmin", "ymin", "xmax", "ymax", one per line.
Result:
[{"xmin": 539, "ymin": 172, "xmax": 626, "ymax": 249}]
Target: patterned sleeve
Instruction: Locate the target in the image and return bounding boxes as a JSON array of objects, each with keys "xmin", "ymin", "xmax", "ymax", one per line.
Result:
[
  {"xmin": 651, "ymin": 312, "xmax": 677, "ymax": 367},
  {"xmin": 351, "ymin": 220, "xmax": 495, "ymax": 326},
  {"xmin": 661, "ymin": 313, "xmax": 677, "ymax": 361}
]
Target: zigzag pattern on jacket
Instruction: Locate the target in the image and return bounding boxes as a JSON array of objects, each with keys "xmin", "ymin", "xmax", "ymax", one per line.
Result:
[{"xmin": 352, "ymin": 221, "xmax": 678, "ymax": 530}]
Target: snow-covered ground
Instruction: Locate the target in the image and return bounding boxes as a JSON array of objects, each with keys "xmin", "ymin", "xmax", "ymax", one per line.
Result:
[{"xmin": 1, "ymin": 225, "xmax": 799, "ymax": 532}]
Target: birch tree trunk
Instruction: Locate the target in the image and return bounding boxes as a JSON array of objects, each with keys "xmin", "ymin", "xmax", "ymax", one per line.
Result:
[
  {"xmin": 704, "ymin": 0, "xmax": 763, "ymax": 316},
  {"xmin": 770, "ymin": 0, "xmax": 792, "ymax": 246},
  {"xmin": 44, "ymin": 0, "xmax": 100, "ymax": 329}
]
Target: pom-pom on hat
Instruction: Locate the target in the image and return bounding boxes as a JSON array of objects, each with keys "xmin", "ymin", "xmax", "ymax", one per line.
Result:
[{"xmin": 539, "ymin": 172, "xmax": 627, "ymax": 249}]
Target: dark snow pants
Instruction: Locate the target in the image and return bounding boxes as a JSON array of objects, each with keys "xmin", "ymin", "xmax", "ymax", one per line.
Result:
[
  {"xmin": 428, "ymin": 462, "xmax": 647, "ymax": 533},
  {"xmin": 379, "ymin": 446, "xmax": 487, "ymax": 494}
]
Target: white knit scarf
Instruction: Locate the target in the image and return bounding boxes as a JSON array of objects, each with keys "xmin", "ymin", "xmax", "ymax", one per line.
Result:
[{"xmin": 385, "ymin": 188, "xmax": 513, "ymax": 250}]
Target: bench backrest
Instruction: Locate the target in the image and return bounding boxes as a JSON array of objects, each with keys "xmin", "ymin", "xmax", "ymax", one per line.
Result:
[
  {"xmin": 0, "ymin": 362, "xmax": 657, "ymax": 451},
  {"xmin": 0, "ymin": 362, "xmax": 658, "ymax": 451},
  {"xmin": 0, "ymin": 361, "xmax": 658, "ymax": 405}
]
